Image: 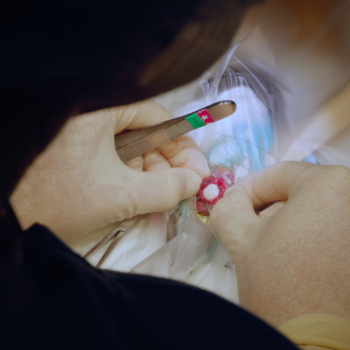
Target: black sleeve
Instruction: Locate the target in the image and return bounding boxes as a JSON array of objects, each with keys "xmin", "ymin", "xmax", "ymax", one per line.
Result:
[{"xmin": 0, "ymin": 223, "xmax": 298, "ymax": 350}]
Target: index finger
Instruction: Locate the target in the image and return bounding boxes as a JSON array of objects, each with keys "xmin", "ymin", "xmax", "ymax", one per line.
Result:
[
  {"xmin": 157, "ymin": 135, "xmax": 211, "ymax": 179},
  {"xmin": 108, "ymin": 99, "xmax": 173, "ymax": 134},
  {"xmin": 234, "ymin": 161, "xmax": 318, "ymax": 208}
]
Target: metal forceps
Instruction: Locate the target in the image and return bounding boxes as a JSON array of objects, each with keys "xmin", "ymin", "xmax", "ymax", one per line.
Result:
[
  {"xmin": 83, "ymin": 214, "xmax": 144, "ymax": 267},
  {"xmin": 83, "ymin": 101, "xmax": 236, "ymax": 267}
]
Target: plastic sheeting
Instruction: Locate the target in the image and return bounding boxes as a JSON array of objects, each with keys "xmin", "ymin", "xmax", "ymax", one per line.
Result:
[{"xmin": 69, "ymin": 0, "xmax": 350, "ymax": 304}]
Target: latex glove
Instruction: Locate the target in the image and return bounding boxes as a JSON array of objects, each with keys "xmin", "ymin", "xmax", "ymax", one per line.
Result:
[
  {"xmin": 210, "ymin": 161, "xmax": 350, "ymax": 327},
  {"xmin": 10, "ymin": 100, "xmax": 210, "ymax": 242}
]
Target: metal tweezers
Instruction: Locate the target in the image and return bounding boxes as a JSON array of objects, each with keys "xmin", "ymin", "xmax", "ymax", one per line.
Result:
[
  {"xmin": 83, "ymin": 100, "xmax": 236, "ymax": 266},
  {"xmin": 114, "ymin": 100, "xmax": 236, "ymax": 163},
  {"xmin": 83, "ymin": 214, "xmax": 144, "ymax": 267}
]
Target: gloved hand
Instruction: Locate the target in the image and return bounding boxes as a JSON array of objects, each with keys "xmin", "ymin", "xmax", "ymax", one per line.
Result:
[
  {"xmin": 10, "ymin": 100, "xmax": 210, "ymax": 242},
  {"xmin": 210, "ymin": 161, "xmax": 350, "ymax": 327}
]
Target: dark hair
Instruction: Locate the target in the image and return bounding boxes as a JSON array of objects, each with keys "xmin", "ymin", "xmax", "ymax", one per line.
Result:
[{"xmin": 0, "ymin": 0, "xmax": 260, "ymax": 200}]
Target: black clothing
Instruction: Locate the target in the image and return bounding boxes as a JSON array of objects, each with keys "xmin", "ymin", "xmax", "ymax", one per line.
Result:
[
  {"xmin": 1, "ymin": 220, "xmax": 298, "ymax": 349},
  {"xmin": 0, "ymin": 1, "xmax": 295, "ymax": 349}
]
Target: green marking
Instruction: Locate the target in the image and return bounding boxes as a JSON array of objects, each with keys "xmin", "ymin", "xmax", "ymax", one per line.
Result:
[{"xmin": 185, "ymin": 113, "xmax": 205, "ymax": 129}]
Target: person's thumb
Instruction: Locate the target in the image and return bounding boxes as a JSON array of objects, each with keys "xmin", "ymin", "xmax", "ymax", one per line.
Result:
[
  {"xmin": 128, "ymin": 167, "xmax": 202, "ymax": 215},
  {"xmin": 210, "ymin": 185, "xmax": 261, "ymax": 261}
]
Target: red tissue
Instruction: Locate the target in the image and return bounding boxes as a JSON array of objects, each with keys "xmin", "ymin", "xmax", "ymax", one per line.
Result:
[{"xmin": 196, "ymin": 167, "xmax": 235, "ymax": 216}]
